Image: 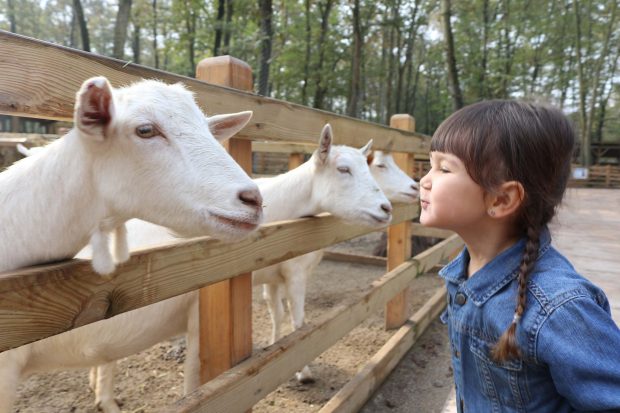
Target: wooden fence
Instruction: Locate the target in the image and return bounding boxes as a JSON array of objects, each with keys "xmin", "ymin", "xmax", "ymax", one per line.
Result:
[
  {"xmin": 0, "ymin": 30, "xmax": 463, "ymax": 412},
  {"xmin": 569, "ymin": 164, "xmax": 620, "ymax": 188}
]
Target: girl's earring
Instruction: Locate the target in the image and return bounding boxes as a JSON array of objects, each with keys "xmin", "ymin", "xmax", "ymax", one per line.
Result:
[{"xmin": 488, "ymin": 209, "xmax": 496, "ymax": 217}]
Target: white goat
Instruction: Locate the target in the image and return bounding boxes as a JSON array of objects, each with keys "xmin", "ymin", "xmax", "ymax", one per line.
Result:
[
  {"xmin": 4, "ymin": 124, "xmax": 391, "ymax": 413},
  {"xmin": 0, "ymin": 77, "xmax": 262, "ymax": 277},
  {"xmin": 0, "ymin": 77, "xmax": 265, "ymax": 413},
  {"xmin": 255, "ymin": 148, "xmax": 419, "ymax": 383}
]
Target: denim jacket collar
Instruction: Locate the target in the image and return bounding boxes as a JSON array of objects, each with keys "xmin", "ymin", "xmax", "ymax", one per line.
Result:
[{"xmin": 439, "ymin": 227, "xmax": 552, "ymax": 306}]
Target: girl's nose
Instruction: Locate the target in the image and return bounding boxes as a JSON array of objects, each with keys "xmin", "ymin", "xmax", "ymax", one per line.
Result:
[{"xmin": 420, "ymin": 172, "xmax": 431, "ymax": 189}]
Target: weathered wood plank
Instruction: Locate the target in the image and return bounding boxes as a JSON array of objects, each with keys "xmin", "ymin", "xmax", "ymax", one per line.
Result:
[
  {"xmin": 170, "ymin": 234, "xmax": 463, "ymax": 413},
  {"xmin": 323, "ymin": 251, "xmax": 387, "ymax": 266},
  {"xmin": 410, "ymin": 223, "xmax": 455, "ymax": 239},
  {"xmin": 0, "ymin": 204, "xmax": 418, "ymax": 352},
  {"xmin": 318, "ymin": 286, "xmax": 447, "ymax": 413},
  {"xmin": 386, "ymin": 114, "xmax": 415, "ymax": 329},
  {"xmin": 0, "ymin": 31, "xmax": 430, "ymax": 153}
]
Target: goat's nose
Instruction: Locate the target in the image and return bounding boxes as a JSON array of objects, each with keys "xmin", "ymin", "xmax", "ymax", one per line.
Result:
[
  {"xmin": 238, "ymin": 188, "xmax": 263, "ymax": 209},
  {"xmin": 381, "ymin": 203, "xmax": 392, "ymax": 214},
  {"xmin": 411, "ymin": 183, "xmax": 419, "ymax": 191}
]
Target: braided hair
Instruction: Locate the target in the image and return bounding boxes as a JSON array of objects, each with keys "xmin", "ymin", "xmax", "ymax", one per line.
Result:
[{"xmin": 430, "ymin": 100, "xmax": 576, "ymax": 361}]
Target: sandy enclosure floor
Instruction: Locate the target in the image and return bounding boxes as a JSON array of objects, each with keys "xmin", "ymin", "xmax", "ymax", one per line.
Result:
[{"xmin": 13, "ymin": 232, "xmax": 453, "ymax": 413}]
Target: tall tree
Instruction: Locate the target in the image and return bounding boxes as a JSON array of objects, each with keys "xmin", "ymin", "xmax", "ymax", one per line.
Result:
[
  {"xmin": 441, "ymin": 0, "xmax": 463, "ymax": 110},
  {"xmin": 313, "ymin": 0, "xmax": 334, "ymax": 109},
  {"xmin": 151, "ymin": 0, "xmax": 159, "ymax": 68},
  {"xmin": 300, "ymin": 0, "xmax": 312, "ymax": 105},
  {"xmin": 7, "ymin": 0, "xmax": 16, "ymax": 32},
  {"xmin": 113, "ymin": 0, "xmax": 133, "ymax": 59},
  {"xmin": 346, "ymin": 0, "xmax": 362, "ymax": 117},
  {"xmin": 214, "ymin": 0, "xmax": 226, "ymax": 56},
  {"xmin": 73, "ymin": 0, "xmax": 90, "ymax": 52},
  {"xmin": 257, "ymin": 0, "xmax": 273, "ymax": 96}
]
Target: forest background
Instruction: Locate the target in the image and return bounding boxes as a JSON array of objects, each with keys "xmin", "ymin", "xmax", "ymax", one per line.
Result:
[{"xmin": 1, "ymin": 0, "xmax": 619, "ymax": 166}]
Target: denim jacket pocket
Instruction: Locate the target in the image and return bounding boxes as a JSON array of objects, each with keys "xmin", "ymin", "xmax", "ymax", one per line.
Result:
[{"xmin": 469, "ymin": 336, "xmax": 529, "ymax": 411}]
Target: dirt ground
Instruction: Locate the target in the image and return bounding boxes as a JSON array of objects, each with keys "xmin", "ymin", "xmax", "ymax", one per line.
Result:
[{"xmin": 13, "ymin": 232, "xmax": 455, "ymax": 413}]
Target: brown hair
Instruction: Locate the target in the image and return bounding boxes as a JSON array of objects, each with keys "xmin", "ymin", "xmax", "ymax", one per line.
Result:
[{"xmin": 431, "ymin": 100, "xmax": 575, "ymax": 361}]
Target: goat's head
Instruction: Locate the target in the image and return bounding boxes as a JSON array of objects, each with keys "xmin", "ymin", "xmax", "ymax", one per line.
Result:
[
  {"xmin": 368, "ymin": 150, "xmax": 419, "ymax": 204},
  {"xmin": 73, "ymin": 77, "xmax": 262, "ymax": 241},
  {"xmin": 311, "ymin": 124, "xmax": 392, "ymax": 228}
]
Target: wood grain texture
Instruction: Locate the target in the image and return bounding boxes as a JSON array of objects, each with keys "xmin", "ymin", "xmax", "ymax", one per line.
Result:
[
  {"xmin": 0, "ymin": 204, "xmax": 418, "ymax": 352},
  {"xmin": 386, "ymin": 114, "xmax": 416, "ymax": 329},
  {"xmin": 0, "ymin": 31, "xmax": 430, "ymax": 153},
  {"xmin": 171, "ymin": 234, "xmax": 462, "ymax": 413}
]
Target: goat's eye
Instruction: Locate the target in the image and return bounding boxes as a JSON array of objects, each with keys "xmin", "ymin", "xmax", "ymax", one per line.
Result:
[
  {"xmin": 135, "ymin": 124, "xmax": 159, "ymax": 139},
  {"xmin": 376, "ymin": 164, "xmax": 386, "ymax": 169},
  {"xmin": 337, "ymin": 166, "xmax": 351, "ymax": 174}
]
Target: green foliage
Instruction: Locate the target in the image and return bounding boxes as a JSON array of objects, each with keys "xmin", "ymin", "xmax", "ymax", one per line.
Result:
[{"xmin": 1, "ymin": 0, "xmax": 618, "ymax": 142}]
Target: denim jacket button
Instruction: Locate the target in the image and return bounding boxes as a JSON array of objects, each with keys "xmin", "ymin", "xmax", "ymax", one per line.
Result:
[{"xmin": 455, "ymin": 292, "xmax": 467, "ymax": 306}]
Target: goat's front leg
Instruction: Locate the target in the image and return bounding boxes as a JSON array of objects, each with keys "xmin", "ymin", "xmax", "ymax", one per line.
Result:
[
  {"xmin": 184, "ymin": 297, "xmax": 201, "ymax": 393},
  {"xmin": 283, "ymin": 272, "xmax": 314, "ymax": 384},
  {"xmin": 90, "ymin": 230, "xmax": 116, "ymax": 275},
  {"xmin": 263, "ymin": 283, "xmax": 284, "ymax": 344},
  {"xmin": 92, "ymin": 362, "xmax": 121, "ymax": 413},
  {"xmin": 112, "ymin": 223, "xmax": 129, "ymax": 264}
]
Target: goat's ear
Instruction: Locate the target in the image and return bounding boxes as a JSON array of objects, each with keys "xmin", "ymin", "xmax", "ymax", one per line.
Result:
[
  {"xmin": 75, "ymin": 77, "xmax": 115, "ymax": 141},
  {"xmin": 317, "ymin": 123, "xmax": 333, "ymax": 164},
  {"xmin": 360, "ymin": 139, "xmax": 373, "ymax": 157},
  {"xmin": 366, "ymin": 150, "xmax": 374, "ymax": 166},
  {"xmin": 208, "ymin": 111, "xmax": 253, "ymax": 142}
]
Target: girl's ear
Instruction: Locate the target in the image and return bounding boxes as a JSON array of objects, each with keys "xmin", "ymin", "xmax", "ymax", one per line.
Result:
[{"xmin": 487, "ymin": 181, "xmax": 525, "ymax": 219}]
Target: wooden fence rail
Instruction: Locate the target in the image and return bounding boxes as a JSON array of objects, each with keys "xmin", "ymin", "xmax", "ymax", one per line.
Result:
[{"xmin": 0, "ymin": 30, "xmax": 464, "ymax": 413}]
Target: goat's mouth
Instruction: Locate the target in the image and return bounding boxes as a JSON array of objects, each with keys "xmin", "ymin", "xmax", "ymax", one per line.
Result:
[
  {"xmin": 210, "ymin": 213, "xmax": 261, "ymax": 232},
  {"xmin": 367, "ymin": 212, "xmax": 392, "ymax": 225},
  {"xmin": 400, "ymin": 192, "xmax": 419, "ymax": 201}
]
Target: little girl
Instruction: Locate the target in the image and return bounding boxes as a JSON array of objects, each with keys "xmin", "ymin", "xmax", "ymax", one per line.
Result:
[{"xmin": 419, "ymin": 100, "xmax": 620, "ymax": 412}]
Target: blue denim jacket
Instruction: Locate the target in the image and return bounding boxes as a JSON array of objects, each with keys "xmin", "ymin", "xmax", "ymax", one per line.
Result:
[{"xmin": 440, "ymin": 227, "xmax": 620, "ymax": 412}]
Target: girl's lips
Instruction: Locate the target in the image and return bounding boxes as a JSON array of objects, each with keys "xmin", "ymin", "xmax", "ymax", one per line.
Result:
[{"xmin": 420, "ymin": 200, "xmax": 429, "ymax": 210}]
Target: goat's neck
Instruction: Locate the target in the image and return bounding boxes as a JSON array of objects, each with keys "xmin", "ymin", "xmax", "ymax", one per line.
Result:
[
  {"xmin": 0, "ymin": 133, "xmax": 114, "ymax": 272},
  {"xmin": 255, "ymin": 162, "xmax": 322, "ymax": 223}
]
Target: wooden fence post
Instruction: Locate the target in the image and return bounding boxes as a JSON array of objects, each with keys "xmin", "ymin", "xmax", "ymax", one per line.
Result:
[
  {"xmin": 288, "ymin": 152, "xmax": 305, "ymax": 170},
  {"xmin": 195, "ymin": 56, "xmax": 254, "ymax": 382},
  {"xmin": 385, "ymin": 114, "xmax": 415, "ymax": 329}
]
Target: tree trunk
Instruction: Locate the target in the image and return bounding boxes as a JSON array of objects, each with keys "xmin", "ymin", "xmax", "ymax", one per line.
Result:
[
  {"xmin": 397, "ymin": 0, "xmax": 420, "ymax": 114},
  {"xmin": 441, "ymin": 0, "xmax": 464, "ymax": 111},
  {"xmin": 7, "ymin": 0, "xmax": 16, "ymax": 32},
  {"xmin": 185, "ymin": 2, "xmax": 197, "ymax": 76},
  {"xmin": 478, "ymin": 0, "xmax": 489, "ymax": 98},
  {"xmin": 73, "ymin": 0, "xmax": 90, "ymax": 51},
  {"xmin": 301, "ymin": 0, "xmax": 311, "ymax": 105},
  {"xmin": 346, "ymin": 0, "xmax": 362, "ymax": 117},
  {"xmin": 113, "ymin": 0, "xmax": 133, "ymax": 59},
  {"xmin": 214, "ymin": 0, "xmax": 225, "ymax": 56},
  {"xmin": 584, "ymin": 1, "xmax": 617, "ymax": 159},
  {"xmin": 572, "ymin": 0, "xmax": 590, "ymax": 165},
  {"xmin": 223, "ymin": 0, "xmax": 234, "ymax": 52},
  {"xmin": 313, "ymin": 0, "xmax": 334, "ymax": 109},
  {"xmin": 152, "ymin": 0, "xmax": 159, "ymax": 68},
  {"xmin": 258, "ymin": 0, "xmax": 273, "ymax": 96},
  {"xmin": 132, "ymin": 23, "xmax": 141, "ymax": 64}
]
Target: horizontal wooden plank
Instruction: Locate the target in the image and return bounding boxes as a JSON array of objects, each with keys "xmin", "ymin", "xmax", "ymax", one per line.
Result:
[
  {"xmin": 318, "ymin": 286, "xmax": 447, "ymax": 413},
  {"xmin": 323, "ymin": 251, "xmax": 387, "ymax": 266},
  {"xmin": 0, "ymin": 31, "xmax": 430, "ymax": 153},
  {"xmin": 252, "ymin": 141, "xmax": 316, "ymax": 154},
  {"xmin": 170, "ymin": 234, "xmax": 463, "ymax": 413},
  {"xmin": 0, "ymin": 204, "xmax": 418, "ymax": 352}
]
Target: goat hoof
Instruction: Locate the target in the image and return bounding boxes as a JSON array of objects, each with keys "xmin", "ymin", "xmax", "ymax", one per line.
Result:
[{"xmin": 295, "ymin": 366, "xmax": 315, "ymax": 384}]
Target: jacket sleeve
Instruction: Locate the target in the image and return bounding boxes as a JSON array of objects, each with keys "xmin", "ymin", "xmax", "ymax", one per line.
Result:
[{"xmin": 537, "ymin": 293, "xmax": 620, "ymax": 411}]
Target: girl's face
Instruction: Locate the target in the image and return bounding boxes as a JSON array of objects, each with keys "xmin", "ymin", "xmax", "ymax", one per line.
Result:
[{"xmin": 419, "ymin": 151, "xmax": 488, "ymax": 232}]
